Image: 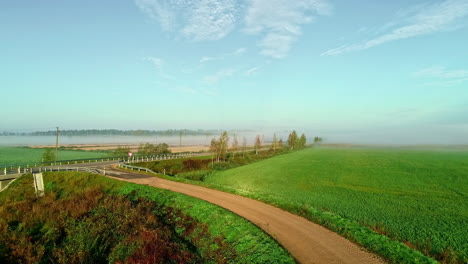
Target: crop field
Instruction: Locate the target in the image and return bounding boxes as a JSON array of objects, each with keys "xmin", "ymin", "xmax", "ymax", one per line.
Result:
[
  {"xmin": 205, "ymin": 147, "xmax": 468, "ymax": 263},
  {"xmin": 0, "ymin": 147, "xmax": 109, "ymax": 167}
]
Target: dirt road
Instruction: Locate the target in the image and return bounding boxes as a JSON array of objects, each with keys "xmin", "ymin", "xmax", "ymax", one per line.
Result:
[{"xmin": 106, "ymin": 169, "xmax": 385, "ymax": 264}]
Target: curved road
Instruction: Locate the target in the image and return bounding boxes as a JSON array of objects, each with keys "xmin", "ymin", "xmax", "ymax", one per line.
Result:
[{"xmin": 105, "ymin": 168, "xmax": 385, "ymax": 264}]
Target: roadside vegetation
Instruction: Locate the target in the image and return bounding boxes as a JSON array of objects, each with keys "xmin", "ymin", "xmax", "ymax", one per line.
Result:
[{"xmin": 0, "ymin": 172, "xmax": 295, "ymax": 264}]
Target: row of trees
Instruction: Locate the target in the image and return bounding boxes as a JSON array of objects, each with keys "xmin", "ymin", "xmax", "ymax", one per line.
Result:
[
  {"xmin": 287, "ymin": 130, "xmax": 307, "ymax": 150},
  {"xmin": 112, "ymin": 143, "xmax": 171, "ymax": 157},
  {"xmin": 210, "ymin": 130, "xmax": 312, "ymax": 163}
]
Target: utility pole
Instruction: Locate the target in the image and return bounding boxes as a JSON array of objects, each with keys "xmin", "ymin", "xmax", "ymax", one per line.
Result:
[
  {"xmin": 179, "ymin": 131, "xmax": 182, "ymax": 147},
  {"xmin": 55, "ymin": 127, "xmax": 59, "ymax": 163}
]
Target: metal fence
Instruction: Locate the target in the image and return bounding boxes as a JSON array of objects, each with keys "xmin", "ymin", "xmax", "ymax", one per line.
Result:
[{"xmin": 1, "ymin": 152, "xmax": 206, "ymax": 176}]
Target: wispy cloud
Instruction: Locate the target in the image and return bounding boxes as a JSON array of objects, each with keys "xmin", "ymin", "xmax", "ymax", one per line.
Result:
[
  {"xmin": 182, "ymin": 0, "xmax": 238, "ymax": 41},
  {"xmin": 245, "ymin": 66, "xmax": 260, "ymax": 76},
  {"xmin": 411, "ymin": 65, "xmax": 468, "ymax": 86},
  {"xmin": 244, "ymin": 0, "xmax": 331, "ymax": 59},
  {"xmin": 170, "ymin": 85, "xmax": 199, "ymax": 95},
  {"xmin": 232, "ymin": 47, "xmax": 247, "ymax": 55},
  {"xmin": 143, "ymin": 56, "xmax": 164, "ymax": 70},
  {"xmin": 199, "ymin": 47, "xmax": 247, "ymax": 64},
  {"xmin": 143, "ymin": 56, "xmax": 173, "ymax": 79},
  {"xmin": 134, "ymin": 0, "xmax": 178, "ymax": 31},
  {"xmin": 204, "ymin": 68, "xmax": 237, "ymax": 85},
  {"xmin": 322, "ymin": 0, "xmax": 468, "ymax": 56},
  {"xmin": 135, "ymin": 0, "xmax": 239, "ymax": 41},
  {"xmin": 200, "ymin": 56, "xmax": 222, "ymax": 64}
]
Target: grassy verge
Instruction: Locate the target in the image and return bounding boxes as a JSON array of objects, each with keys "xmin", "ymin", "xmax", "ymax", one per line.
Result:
[
  {"xmin": 135, "ymin": 148, "xmax": 293, "ymax": 179},
  {"xmin": 0, "ymin": 172, "xmax": 295, "ymax": 264}
]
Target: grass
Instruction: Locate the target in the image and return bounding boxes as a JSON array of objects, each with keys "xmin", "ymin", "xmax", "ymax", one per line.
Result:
[
  {"xmin": 135, "ymin": 148, "xmax": 292, "ymax": 179},
  {"xmin": 0, "ymin": 172, "xmax": 295, "ymax": 263},
  {"xmin": 201, "ymin": 146, "xmax": 468, "ymax": 264},
  {"xmin": 0, "ymin": 147, "xmax": 109, "ymax": 167}
]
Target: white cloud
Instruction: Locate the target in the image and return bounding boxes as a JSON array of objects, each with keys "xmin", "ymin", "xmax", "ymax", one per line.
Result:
[
  {"xmin": 143, "ymin": 56, "xmax": 164, "ymax": 71},
  {"xmin": 411, "ymin": 65, "xmax": 468, "ymax": 87},
  {"xmin": 134, "ymin": 0, "xmax": 180, "ymax": 31},
  {"xmin": 412, "ymin": 66, "xmax": 468, "ymax": 79},
  {"xmin": 322, "ymin": 0, "xmax": 468, "ymax": 56},
  {"xmin": 198, "ymin": 47, "xmax": 247, "ymax": 65},
  {"xmin": 170, "ymin": 85, "xmax": 199, "ymax": 95},
  {"xmin": 232, "ymin": 47, "xmax": 247, "ymax": 55},
  {"xmin": 244, "ymin": 0, "xmax": 331, "ymax": 59},
  {"xmin": 245, "ymin": 66, "xmax": 260, "ymax": 76},
  {"xmin": 135, "ymin": 0, "xmax": 239, "ymax": 41},
  {"xmin": 200, "ymin": 56, "xmax": 220, "ymax": 64},
  {"xmin": 143, "ymin": 56, "xmax": 174, "ymax": 79},
  {"xmin": 182, "ymin": 0, "xmax": 238, "ymax": 41},
  {"xmin": 204, "ymin": 68, "xmax": 237, "ymax": 85}
]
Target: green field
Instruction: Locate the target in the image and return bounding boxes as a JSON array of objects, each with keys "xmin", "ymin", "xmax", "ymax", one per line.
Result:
[
  {"xmin": 204, "ymin": 147, "xmax": 468, "ymax": 263},
  {"xmin": 0, "ymin": 172, "xmax": 294, "ymax": 263},
  {"xmin": 0, "ymin": 147, "xmax": 109, "ymax": 167}
]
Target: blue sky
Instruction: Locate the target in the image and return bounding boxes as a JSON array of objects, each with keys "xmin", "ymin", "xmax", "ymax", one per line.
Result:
[{"xmin": 1, "ymin": 0, "xmax": 468, "ymax": 144}]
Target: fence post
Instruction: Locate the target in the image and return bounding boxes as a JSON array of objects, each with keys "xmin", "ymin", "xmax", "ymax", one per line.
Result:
[
  {"xmin": 4, "ymin": 168, "xmax": 6, "ymax": 175},
  {"xmin": 18, "ymin": 166, "xmax": 20, "ymax": 174}
]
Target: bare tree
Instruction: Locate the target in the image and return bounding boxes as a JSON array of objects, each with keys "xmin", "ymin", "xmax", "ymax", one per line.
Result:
[
  {"xmin": 219, "ymin": 131, "xmax": 229, "ymax": 161},
  {"xmin": 271, "ymin": 133, "xmax": 278, "ymax": 153},
  {"xmin": 242, "ymin": 136, "xmax": 247, "ymax": 157},
  {"xmin": 231, "ymin": 134, "xmax": 239, "ymax": 159},
  {"xmin": 255, "ymin": 135, "xmax": 262, "ymax": 155},
  {"xmin": 210, "ymin": 131, "xmax": 229, "ymax": 162},
  {"xmin": 210, "ymin": 138, "xmax": 219, "ymax": 162}
]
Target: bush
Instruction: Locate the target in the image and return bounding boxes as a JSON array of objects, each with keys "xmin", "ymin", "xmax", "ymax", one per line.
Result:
[{"xmin": 176, "ymin": 170, "xmax": 212, "ymax": 181}]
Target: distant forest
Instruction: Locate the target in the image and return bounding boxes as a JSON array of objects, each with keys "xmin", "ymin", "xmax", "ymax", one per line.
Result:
[{"xmin": 0, "ymin": 129, "xmax": 222, "ymax": 136}]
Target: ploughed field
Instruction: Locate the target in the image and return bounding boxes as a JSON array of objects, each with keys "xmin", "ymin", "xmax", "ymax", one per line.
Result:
[{"xmin": 205, "ymin": 147, "xmax": 468, "ymax": 263}]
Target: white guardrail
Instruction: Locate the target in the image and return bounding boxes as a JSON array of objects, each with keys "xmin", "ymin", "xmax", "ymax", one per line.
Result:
[{"xmin": 1, "ymin": 152, "xmax": 205, "ymax": 176}]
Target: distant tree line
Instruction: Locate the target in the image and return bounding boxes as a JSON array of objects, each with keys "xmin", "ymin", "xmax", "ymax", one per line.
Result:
[
  {"xmin": 111, "ymin": 143, "xmax": 171, "ymax": 157},
  {"xmin": 1, "ymin": 129, "xmax": 221, "ymax": 137}
]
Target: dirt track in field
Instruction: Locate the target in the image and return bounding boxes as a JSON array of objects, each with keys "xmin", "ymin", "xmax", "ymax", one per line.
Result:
[{"xmin": 106, "ymin": 168, "xmax": 385, "ymax": 264}]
